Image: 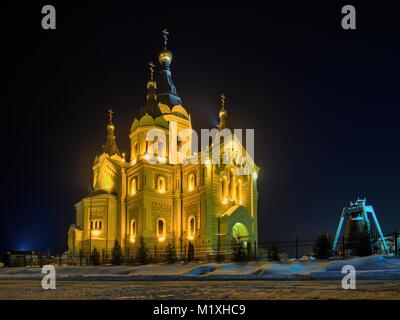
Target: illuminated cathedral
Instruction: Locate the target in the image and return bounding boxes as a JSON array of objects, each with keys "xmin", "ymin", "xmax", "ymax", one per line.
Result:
[{"xmin": 68, "ymin": 31, "xmax": 259, "ymax": 259}]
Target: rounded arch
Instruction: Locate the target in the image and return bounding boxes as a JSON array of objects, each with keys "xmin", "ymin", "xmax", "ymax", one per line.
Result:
[
  {"xmin": 188, "ymin": 172, "xmax": 195, "ymax": 191},
  {"xmin": 157, "ymin": 175, "xmax": 166, "ymax": 193},
  {"xmin": 157, "ymin": 218, "xmax": 165, "ymax": 241},
  {"xmin": 219, "ymin": 205, "xmax": 253, "ymax": 242},
  {"xmin": 188, "ymin": 215, "xmax": 196, "ymax": 240},
  {"xmin": 231, "ymin": 222, "xmax": 249, "ymax": 239},
  {"xmin": 229, "ymin": 167, "xmax": 236, "ymax": 200},
  {"xmin": 130, "ymin": 219, "xmax": 137, "ymax": 242},
  {"xmin": 131, "ymin": 177, "xmax": 137, "ymax": 195},
  {"xmin": 221, "ymin": 175, "xmax": 228, "ymax": 201},
  {"xmin": 236, "ymin": 179, "xmax": 243, "ymax": 204}
]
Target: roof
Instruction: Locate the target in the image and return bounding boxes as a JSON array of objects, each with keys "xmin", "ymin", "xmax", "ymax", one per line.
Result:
[{"xmin": 220, "ymin": 205, "xmax": 241, "ymax": 218}]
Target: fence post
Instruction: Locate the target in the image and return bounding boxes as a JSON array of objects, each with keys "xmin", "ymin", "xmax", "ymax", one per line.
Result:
[
  {"xmin": 395, "ymin": 231, "xmax": 398, "ymax": 257},
  {"xmin": 295, "ymin": 238, "xmax": 298, "ymax": 260},
  {"xmin": 342, "ymin": 235, "xmax": 345, "ymax": 260}
]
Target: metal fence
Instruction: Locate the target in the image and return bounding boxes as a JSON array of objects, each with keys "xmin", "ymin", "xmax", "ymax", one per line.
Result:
[
  {"xmin": 4, "ymin": 232, "xmax": 399, "ymax": 267},
  {"xmin": 65, "ymin": 233, "xmax": 399, "ymax": 266}
]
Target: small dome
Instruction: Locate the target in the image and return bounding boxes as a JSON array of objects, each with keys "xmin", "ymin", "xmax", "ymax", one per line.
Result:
[
  {"xmin": 130, "ymin": 118, "xmax": 140, "ymax": 133},
  {"xmin": 159, "ymin": 104, "xmax": 171, "ymax": 114},
  {"xmin": 139, "ymin": 113, "xmax": 154, "ymax": 127}
]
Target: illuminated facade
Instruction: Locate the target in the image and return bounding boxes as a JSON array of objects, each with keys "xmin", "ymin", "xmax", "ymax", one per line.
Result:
[{"xmin": 68, "ymin": 34, "xmax": 259, "ymax": 258}]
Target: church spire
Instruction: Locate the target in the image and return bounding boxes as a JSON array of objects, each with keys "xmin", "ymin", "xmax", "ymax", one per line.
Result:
[
  {"xmin": 139, "ymin": 61, "xmax": 161, "ymax": 118},
  {"xmin": 218, "ymin": 93, "xmax": 228, "ymax": 130},
  {"xmin": 157, "ymin": 28, "xmax": 182, "ymax": 107},
  {"xmin": 103, "ymin": 108, "xmax": 121, "ymax": 156}
]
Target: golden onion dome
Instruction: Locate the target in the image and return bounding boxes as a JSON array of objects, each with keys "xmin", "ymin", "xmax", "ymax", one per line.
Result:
[{"xmin": 159, "ymin": 49, "xmax": 173, "ymax": 64}]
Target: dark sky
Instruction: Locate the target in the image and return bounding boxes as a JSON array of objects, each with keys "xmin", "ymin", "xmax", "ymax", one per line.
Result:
[{"xmin": 1, "ymin": 1, "xmax": 400, "ymax": 253}]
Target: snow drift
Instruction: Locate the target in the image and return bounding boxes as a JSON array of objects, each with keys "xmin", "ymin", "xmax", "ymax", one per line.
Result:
[{"xmin": 0, "ymin": 255, "xmax": 399, "ymax": 281}]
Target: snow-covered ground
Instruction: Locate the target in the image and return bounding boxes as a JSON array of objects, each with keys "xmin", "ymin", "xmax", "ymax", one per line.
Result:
[
  {"xmin": 1, "ymin": 256, "xmax": 400, "ymax": 299},
  {"xmin": 0, "ymin": 255, "xmax": 400, "ymax": 281}
]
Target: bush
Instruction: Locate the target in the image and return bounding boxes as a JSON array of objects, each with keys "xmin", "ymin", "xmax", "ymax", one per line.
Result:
[
  {"xmin": 112, "ymin": 240, "xmax": 123, "ymax": 265},
  {"xmin": 91, "ymin": 247, "xmax": 100, "ymax": 266},
  {"xmin": 231, "ymin": 237, "xmax": 246, "ymax": 262},
  {"xmin": 313, "ymin": 233, "xmax": 333, "ymax": 259},
  {"xmin": 187, "ymin": 242, "xmax": 195, "ymax": 262},
  {"xmin": 136, "ymin": 236, "xmax": 149, "ymax": 264},
  {"xmin": 166, "ymin": 239, "xmax": 177, "ymax": 263},
  {"xmin": 267, "ymin": 242, "xmax": 280, "ymax": 261}
]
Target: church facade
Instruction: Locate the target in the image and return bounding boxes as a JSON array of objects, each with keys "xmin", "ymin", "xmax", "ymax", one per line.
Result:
[{"xmin": 68, "ymin": 33, "xmax": 259, "ymax": 259}]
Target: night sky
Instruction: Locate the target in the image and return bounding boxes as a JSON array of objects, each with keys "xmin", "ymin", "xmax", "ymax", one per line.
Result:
[{"xmin": 2, "ymin": 1, "xmax": 400, "ymax": 254}]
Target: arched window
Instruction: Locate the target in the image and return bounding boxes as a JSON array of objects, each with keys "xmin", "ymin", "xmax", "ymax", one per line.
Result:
[
  {"xmin": 90, "ymin": 219, "xmax": 102, "ymax": 237},
  {"xmin": 229, "ymin": 169, "xmax": 236, "ymax": 200},
  {"xmin": 157, "ymin": 140, "xmax": 164, "ymax": 158},
  {"xmin": 188, "ymin": 173, "xmax": 195, "ymax": 191},
  {"xmin": 103, "ymin": 173, "xmax": 112, "ymax": 189},
  {"xmin": 221, "ymin": 176, "xmax": 228, "ymax": 203},
  {"xmin": 157, "ymin": 219, "xmax": 165, "ymax": 241},
  {"xmin": 236, "ymin": 179, "xmax": 242, "ymax": 204},
  {"xmin": 188, "ymin": 216, "xmax": 195, "ymax": 240},
  {"xmin": 131, "ymin": 177, "xmax": 137, "ymax": 195},
  {"xmin": 133, "ymin": 141, "xmax": 138, "ymax": 158},
  {"xmin": 130, "ymin": 219, "xmax": 137, "ymax": 242},
  {"xmin": 157, "ymin": 176, "xmax": 166, "ymax": 193},
  {"xmin": 177, "ymin": 137, "xmax": 182, "ymax": 152},
  {"xmin": 91, "ymin": 220, "xmax": 103, "ymax": 230},
  {"xmin": 153, "ymin": 136, "xmax": 159, "ymax": 156}
]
